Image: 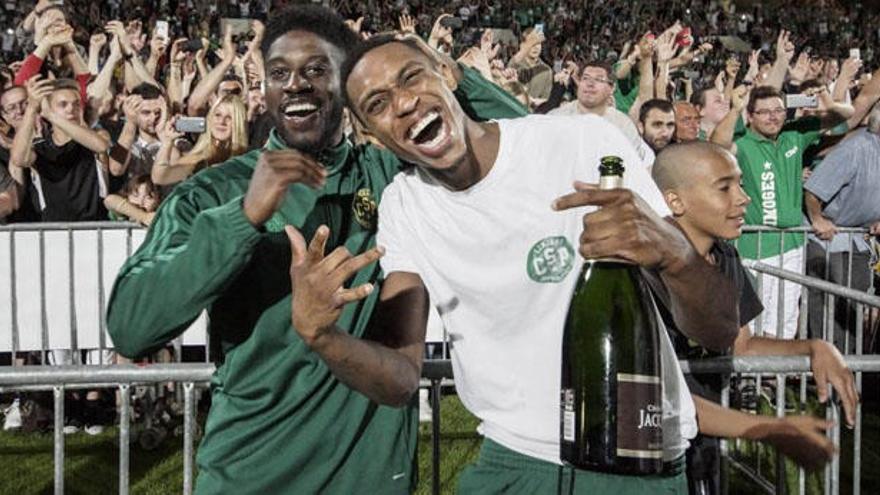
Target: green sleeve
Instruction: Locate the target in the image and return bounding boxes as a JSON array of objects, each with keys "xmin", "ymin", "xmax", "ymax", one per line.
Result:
[
  {"xmin": 782, "ymin": 116, "xmax": 822, "ymax": 148},
  {"xmin": 612, "ymin": 61, "xmax": 639, "ymax": 114},
  {"xmin": 106, "ymin": 173, "xmax": 262, "ymax": 358},
  {"xmin": 454, "ymin": 65, "xmax": 529, "ymax": 120},
  {"xmin": 734, "ymin": 115, "xmax": 747, "ymax": 140}
]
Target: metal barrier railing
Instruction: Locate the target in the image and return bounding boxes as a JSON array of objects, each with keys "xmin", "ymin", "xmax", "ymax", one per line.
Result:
[
  {"xmin": 2, "ymin": 224, "xmax": 876, "ymax": 494},
  {"xmin": 736, "ymin": 254, "xmax": 878, "ymax": 495},
  {"xmin": 1, "ymin": 356, "xmax": 879, "ymax": 495}
]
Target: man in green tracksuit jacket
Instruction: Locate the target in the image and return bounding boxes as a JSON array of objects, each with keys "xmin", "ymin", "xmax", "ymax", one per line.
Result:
[{"xmin": 105, "ymin": 5, "xmax": 526, "ymax": 494}]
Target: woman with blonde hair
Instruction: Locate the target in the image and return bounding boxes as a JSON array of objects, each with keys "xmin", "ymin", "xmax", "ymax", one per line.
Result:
[{"xmin": 152, "ymin": 94, "xmax": 248, "ymax": 186}]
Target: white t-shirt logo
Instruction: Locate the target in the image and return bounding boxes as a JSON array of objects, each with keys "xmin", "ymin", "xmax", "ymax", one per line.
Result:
[{"xmin": 527, "ymin": 236, "xmax": 575, "ymax": 283}]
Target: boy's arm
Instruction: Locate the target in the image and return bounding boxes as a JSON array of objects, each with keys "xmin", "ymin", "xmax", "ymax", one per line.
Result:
[{"xmin": 693, "ymin": 394, "xmax": 834, "ymax": 471}]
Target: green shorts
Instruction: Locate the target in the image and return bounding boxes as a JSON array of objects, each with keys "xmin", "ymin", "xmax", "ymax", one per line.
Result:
[{"xmin": 457, "ymin": 438, "xmax": 687, "ymax": 495}]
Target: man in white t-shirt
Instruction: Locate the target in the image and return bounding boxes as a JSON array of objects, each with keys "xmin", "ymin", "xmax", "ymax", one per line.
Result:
[
  {"xmin": 325, "ymin": 35, "xmax": 829, "ymax": 493},
  {"xmin": 549, "ymin": 60, "xmax": 655, "ymax": 167}
]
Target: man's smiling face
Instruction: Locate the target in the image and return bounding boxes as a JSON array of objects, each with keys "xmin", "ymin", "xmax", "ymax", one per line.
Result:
[
  {"xmin": 264, "ymin": 30, "xmax": 346, "ymax": 154},
  {"xmin": 346, "ymin": 41, "xmax": 468, "ymax": 171}
]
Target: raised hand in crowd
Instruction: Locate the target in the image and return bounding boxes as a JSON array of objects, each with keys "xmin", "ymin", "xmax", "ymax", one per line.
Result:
[
  {"xmin": 480, "ymin": 29, "xmax": 500, "ymax": 61},
  {"xmin": 833, "ymin": 56, "xmax": 863, "ymax": 102},
  {"xmin": 122, "ymin": 94, "xmax": 143, "ymax": 127},
  {"xmin": 655, "ymin": 31, "xmax": 678, "ymax": 64},
  {"xmin": 428, "ymin": 14, "xmax": 455, "ymax": 54},
  {"xmin": 188, "ymin": 26, "xmax": 236, "ymax": 117},
  {"xmin": 789, "ymin": 51, "xmax": 810, "ymax": 86},
  {"xmin": 104, "ymin": 20, "xmax": 133, "ymax": 56},
  {"xmin": 8, "ymin": 77, "xmax": 52, "ymax": 171},
  {"xmin": 765, "ymin": 29, "xmax": 796, "ymax": 90},
  {"xmin": 157, "ymin": 115, "xmax": 183, "ymax": 145},
  {"xmin": 126, "ymin": 20, "xmax": 147, "ymax": 54},
  {"xmin": 398, "ymin": 14, "xmax": 417, "ymax": 35},
  {"xmin": 86, "ymin": 29, "xmax": 104, "ymax": 52},
  {"xmin": 458, "ymin": 47, "xmax": 493, "ymax": 82},
  {"xmin": 743, "ymin": 49, "xmax": 761, "ymax": 84},
  {"xmin": 34, "ymin": 21, "xmax": 74, "ymax": 59},
  {"xmin": 554, "ymin": 61, "xmax": 579, "ymax": 88},
  {"xmin": 146, "ymin": 31, "xmax": 170, "ymax": 79}
]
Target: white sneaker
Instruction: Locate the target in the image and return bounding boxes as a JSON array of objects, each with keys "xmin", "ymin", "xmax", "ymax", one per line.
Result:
[
  {"xmin": 418, "ymin": 389, "xmax": 433, "ymax": 423},
  {"xmin": 2, "ymin": 399, "xmax": 22, "ymax": 431},
  {"xmin": 63, "ymin": 425, "xmax": 80, "ymax": 435},
  {"xmin": 84, "ymin": 425, "xmax": 105, "ymax": 436}
]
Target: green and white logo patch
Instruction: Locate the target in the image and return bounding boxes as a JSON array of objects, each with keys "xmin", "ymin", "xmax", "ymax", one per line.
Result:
[{"xmin": 527, "ymin": 236, "xmax": 575, "ymax": 283}]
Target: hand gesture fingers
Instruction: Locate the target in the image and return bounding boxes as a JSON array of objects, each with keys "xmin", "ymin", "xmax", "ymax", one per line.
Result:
[{"xmin": 286, "ymin": 225, "xmax": 382, "ymax": 344}]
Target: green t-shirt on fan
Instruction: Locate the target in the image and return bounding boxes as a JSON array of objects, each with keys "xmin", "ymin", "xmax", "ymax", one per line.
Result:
[
  {"xmin": 734, "ymin": 117, "xmax": 821, "ymax": 260},
  {"xmin": 612, "ymin": 61, "xmax": 639, "ymax": 115}
]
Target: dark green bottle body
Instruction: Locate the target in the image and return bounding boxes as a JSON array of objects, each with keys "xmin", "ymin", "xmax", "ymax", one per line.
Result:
[
  {"xmin": 560, "ymin": 261, "xmax": 663, "ymax": 474},
  {"xmin": 559, "ymin": 156, "xmax": 664, "ymax": 475}
]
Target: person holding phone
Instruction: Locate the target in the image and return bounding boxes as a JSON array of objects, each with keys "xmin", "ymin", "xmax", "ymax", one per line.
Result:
[
  {"xmin": 509, "ymin": 26, "xmax": 553, "ymax": 102},
  {"xmin": 151, "ymin": 94, "xmax": 248, "ymax": 187},
  {"xmin": 711, "ymin": 86, "xmax": 853, "ymax": 340}
]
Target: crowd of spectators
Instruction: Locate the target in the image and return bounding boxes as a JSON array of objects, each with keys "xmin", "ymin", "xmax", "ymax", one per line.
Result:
[{"xmin": 0, "ymin": 0, "xmax": 877, "ymax": 439}]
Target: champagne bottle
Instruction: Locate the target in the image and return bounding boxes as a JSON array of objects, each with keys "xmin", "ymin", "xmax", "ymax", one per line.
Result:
[{"xmin": 559, "ymin": 156, "xmax": 664, "ymax": 475}]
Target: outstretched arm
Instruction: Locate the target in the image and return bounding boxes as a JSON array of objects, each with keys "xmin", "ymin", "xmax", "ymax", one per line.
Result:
[
  {"xmin": 693, "ymin": 394, "xmax": 835, "ymax": 471},
  {"xmin": 554, "ymin": 184, "xmax": 739, "ymax": 352},
  {"xmin": 733, "ymin": 325, "xmax": 858, "ymax": 427}
]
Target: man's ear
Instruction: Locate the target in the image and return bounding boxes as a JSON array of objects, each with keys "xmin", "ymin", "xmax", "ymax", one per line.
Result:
[
  {"xmin": 439, "ymin": 61, "xmax": 459, "ymax": 92},
  {"xmin": 637, "ymin": 121, "xmax": 645, "ymax": 135},
  {"xmin": 664, "ymin": 189, "xmax": 686, "ymax": 217},
  {"xmin": 349, "ymin": 110, "xmax": 386, "ymax": 149}
]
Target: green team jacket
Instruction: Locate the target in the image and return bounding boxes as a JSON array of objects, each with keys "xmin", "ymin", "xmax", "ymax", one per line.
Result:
[{"xmin": 106, "ymin": 67, "xmax": 525, "ymax": 495}]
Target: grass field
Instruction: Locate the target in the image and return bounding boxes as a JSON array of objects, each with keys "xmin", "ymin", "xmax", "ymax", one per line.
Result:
[{"xmin": 1, "ymin": 393, "xmax": 877, "ymax": 494}]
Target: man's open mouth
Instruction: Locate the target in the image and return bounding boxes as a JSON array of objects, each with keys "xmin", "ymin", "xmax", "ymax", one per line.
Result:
[{"xmin": 406, "ymin": 110, "xmax": 450, "ymax": 156}]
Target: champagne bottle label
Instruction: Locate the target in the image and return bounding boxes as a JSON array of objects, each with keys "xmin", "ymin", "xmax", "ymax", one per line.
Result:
[
  {"xmin": 599, "ymin": 175, "xmax": 622, "ymax": 190},
  {"xmin": 561, "ymin": 389, "xmax": 576, "ymax": 442},
  {"xmin": 615, "ymin": 373, "xmax": 663, "ymax": 459}
]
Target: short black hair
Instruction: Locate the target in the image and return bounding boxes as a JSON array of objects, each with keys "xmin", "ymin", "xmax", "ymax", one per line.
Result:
[
  {"xmin": 799, "ymin": 79, "xmax": 824, "ymax": 93},
  {"xmin": 130, "ymin": 83, "xmax": 163, "ymax": 100},
  {"xmin": 747, "ymin": 86, "xmax": 784, "ymax": 114},
  {"xmin": 340, "ymin": 33, "xmax": 427, "ymax": 112},
  {"xmin": 690, "ymin": 87, "xmax": 708, "ymax": 107},
  {"xmin": 580, "ymin": 60, "xmax": 615, "ymax": 83},
  {"xmin": 639, "ymin": 99, "xmax": 675, "ymax": 124},
  {"xmin": 260, "ymin": 4, "xmax": 360, "ymax": 61}
]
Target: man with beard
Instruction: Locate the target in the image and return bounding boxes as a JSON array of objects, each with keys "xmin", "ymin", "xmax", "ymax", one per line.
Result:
[
  {"xmin": 109, "ymin": 83, "xmax": 167, "ymax": 182},
  {"xmin": 106, "ymin": 5, "xmax": 525, "ymax": 494},
  {"xmin": 638, "ymin": 99, "xmax": 676, "ymax": 153}
]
